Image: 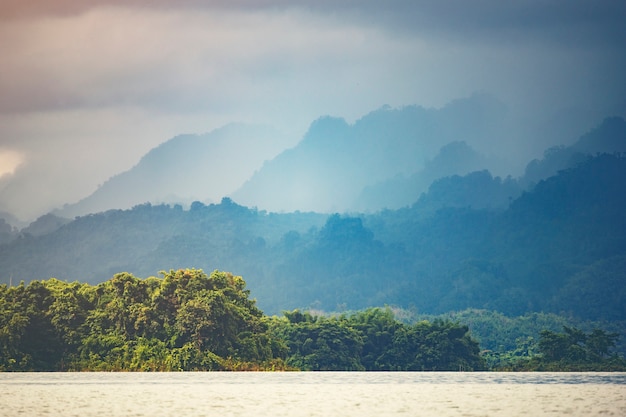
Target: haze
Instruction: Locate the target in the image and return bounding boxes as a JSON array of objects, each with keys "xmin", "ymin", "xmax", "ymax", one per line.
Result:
[{"xmin": 1, "ymin": 1, "xmax": 625, "ymax": 221}]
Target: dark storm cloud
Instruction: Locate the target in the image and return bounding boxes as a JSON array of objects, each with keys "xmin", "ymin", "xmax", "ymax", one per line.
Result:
[{"xmin": 3, "ymin": 0, "xmax": 625, "ymax": 46}]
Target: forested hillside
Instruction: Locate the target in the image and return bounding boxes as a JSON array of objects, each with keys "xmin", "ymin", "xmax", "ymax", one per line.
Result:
[{"xmin": 1, "ymin": 154, "xmax": 624, "ymax": 324}]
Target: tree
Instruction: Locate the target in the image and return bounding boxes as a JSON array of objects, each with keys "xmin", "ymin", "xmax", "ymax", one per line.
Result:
[
  {"xmin": 345, "ymin": 307, "xmax": 401, "ymax": 370},
  {"xmin": 0, "ymin": 269, "xmax": 286, "ymax": 371},
  {"xmin": 538, "ymin": 329, "xmax": 571, "ymax": 362},
  {"xmin": 537, "ymin": 326, "xmax": 623, "ymax": 368},
  {"xmin": 394, "ymin": 320, "xmax": 485, "ymax": 371},
  {"xmin": 274, "ymin": 316, "xmax": 365, "ymax": 371},
  {"xmin": 586, "ymin": 329, "xmax": 620, "ymax": 361}
]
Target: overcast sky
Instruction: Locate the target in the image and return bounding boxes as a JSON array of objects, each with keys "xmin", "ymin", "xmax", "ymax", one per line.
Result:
[{"xmin": 1, "ymin": 0, "xmax": 625, "ymax": 221}]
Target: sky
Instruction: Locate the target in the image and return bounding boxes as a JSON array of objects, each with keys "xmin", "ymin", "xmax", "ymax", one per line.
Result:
[{"xmin": 1, "ymin": 0, "xmax": 625, "ymax": 221}]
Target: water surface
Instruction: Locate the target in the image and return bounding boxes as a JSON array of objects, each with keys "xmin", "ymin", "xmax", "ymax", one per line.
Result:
[{"xmin": 1, "ymin": 372, "xmax": 624, "ymax": 416}]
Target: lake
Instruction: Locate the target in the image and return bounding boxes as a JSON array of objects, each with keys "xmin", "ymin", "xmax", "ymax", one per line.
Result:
[{"xmin": 1, "ymin": 372, "xmax": 625, "ymax": 416}]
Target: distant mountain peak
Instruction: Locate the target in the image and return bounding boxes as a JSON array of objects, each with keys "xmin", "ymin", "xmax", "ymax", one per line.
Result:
[
  {"xmin": 55, "ymin": 123, "xmax": 291, "ymax": 218},
  {"xmin": 521, "ymin": 116, "xmax": 626, "ymax": 187},
  {"xmin": 233, "ymin": 95, "xmax": 509, "ymax": 213},
  {"xmin": 572, "ymin": 116, "xmax": 626, "ymax": 154}
]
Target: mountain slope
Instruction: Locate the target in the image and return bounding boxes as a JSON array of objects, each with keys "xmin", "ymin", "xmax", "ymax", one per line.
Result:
[
  {"xmin": 521, "ymin": 116, "xmax": 626, "ymax": 187},
  {"xmin": 56, "ymin": 123, "xmax": 292, "ymax": 218},
  {"xmin": 231, "ymin": 94, "xmax": 507, "ymax": 213},
  {"xmin": 1, "ymin": 154, "xmax": 624, "ymax": 322},
  {"xmin": 354, "ymin": 141, "xmax": 499, "ymax": 211}
]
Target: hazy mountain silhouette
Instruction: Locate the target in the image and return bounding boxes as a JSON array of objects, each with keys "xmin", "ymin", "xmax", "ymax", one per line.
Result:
[
  {"xmin": 521, "ymin": 116, "xmax": 626, "ymax": 187},
  {"xmin": 48, "ymin": 99, "xmax": 624, "ymax": 220},
  {"xmin": 55, "ymin": 123, "xmax": 292, "ymax": 218},
  {"xmin": 50, "ymin": 94, "xmax": 507, "ymax": 217},
  {"xmin": 354, "ymin": 141, "xmax": 497, "ymax": 211},
  {"xmin": 231, "ymin": 94, "xmax": 507, "ymax": 213},
  {"xmin": 0, "ymin": 218, "xmax": 17, "ymax": 245},
  {"xmin": 20, "ymin": 213, "xmax": 70, "ymax": 237},
  {"xmin": 411, "ymin": 170, "xmax": 522, "ymax": 214}
]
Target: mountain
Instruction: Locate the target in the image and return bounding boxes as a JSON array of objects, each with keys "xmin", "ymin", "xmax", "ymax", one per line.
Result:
[
  {"xmin": 0, "ymin": 218, "xmax": 17, "ymax": 245},
  {"xmin": 521, "ymin": 116, "xmax": 626, "ymax": 187},
  {"xmin": 231, "ymin": 93, "xmax": 508, "ymax": 213},
  {"xmin": 55, "ymin": 123, "xmax": 292, "ymax": 218},
  {"xmin": 20, "ymin": 213, "xmax": 70, "ymax": 237},
  {"xmin": 1, "ymin": 152, "xmax": 624, "ymax": 323},
  {"xmin": 354, "ymin": 141, "xmax": 501, "ymax": 211},
  {"xmin": 572, "ymin": 116, "xmax": 626, "ymax": 154},
  {"xmin": 410, "ymin": 169, "xmax": 522, "ymax": 213},
  {"xmin": 51, "ymin": 94, "xmax": 507, "ymax": 217}
]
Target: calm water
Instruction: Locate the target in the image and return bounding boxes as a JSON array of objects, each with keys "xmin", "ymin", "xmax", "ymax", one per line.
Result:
[{"xmin": 1, "ymin": 372, "xmax": 625, "ymax": 416}]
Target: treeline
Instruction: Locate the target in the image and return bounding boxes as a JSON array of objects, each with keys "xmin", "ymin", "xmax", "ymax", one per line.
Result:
[
  {"xmin": 416, "ymin": 309, "xmax": 626, "ymax": 361},
  {"xmin": 273, "ymin": 308, "xmax": 484, "ymax": 371},
  {"xmin": 2, "ymin": 270, "xmax": 624, "ymax": 372},
  {"xmin": 488, "ymin": 327, "xmax": 626, "ymax": 371},
  {"xmin": 0, "ymin": 270, "xmax": 484, "ymax": 372}
]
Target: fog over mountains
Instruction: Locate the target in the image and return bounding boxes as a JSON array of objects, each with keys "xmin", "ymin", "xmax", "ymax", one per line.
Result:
[
  {"xmin": 53, "ymin": 124, "xmax": 292, "ymax": 219},
  {"xmin": 2, "ymin": 2, "xmax": 626, "ymax": 376},
  {"xmin": 0, "ymin": 93, "xmax": 620, "ymax": 231},
  {"xmin": 232, "ymin": 94, "xmax": 509, "ymax": 213},
  {"xmin": 47, "ymin": 94, "xmax": 514, "ymax": 218},
  {"xmin": 1, "ymin": 152, "xmax": 624, "ymax": 320},
  {"xmin": 0, "ymin": 94, "xmax": 619, "ymax": 224}
]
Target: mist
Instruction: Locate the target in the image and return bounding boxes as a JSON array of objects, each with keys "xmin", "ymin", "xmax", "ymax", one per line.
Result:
[{"xmin": 0, "ymin": 1, "xmax": 624, "ymax": 221}]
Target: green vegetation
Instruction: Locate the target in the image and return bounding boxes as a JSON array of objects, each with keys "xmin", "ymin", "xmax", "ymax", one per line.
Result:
[
  {"xmin": 2, "ymin": 154, "xmax": 625, "ymax": 323},
  {"xmin": 409, "ymin": 309, "xmax": 626, "ymax": 371},
  {"xmin": 271, "ymin": 308, "xmax": 485, "ymax": 371},
  {"xmin": 0, "ymin": 270, "xmax": 285, "ymax": 371},
  {"xmin": 414, "ymin": 309, "xmax": 626, "ymax": 361},
  {"xmin": 1, "ymin": 271, "xmax": 486, "ymax": 371},
  {"xmin": 2, "ymin": 270, "xmax": 623, "ymax": 372},
  {"xmin": 492, "ymin": 327, "xmax": 626, "ymax": 371}
]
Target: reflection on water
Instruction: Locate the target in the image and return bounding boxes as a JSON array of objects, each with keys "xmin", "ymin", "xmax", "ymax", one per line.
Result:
[{"xmin": 1, "ymin": 372, "xmax": 625, "ymax": 417}]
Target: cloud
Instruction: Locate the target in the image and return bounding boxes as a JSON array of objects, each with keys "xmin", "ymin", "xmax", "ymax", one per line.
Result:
[
  {"xmin": 3, "ymin": 1, "xmax": 625, "ymax": 46},
  {"xmin": 0, "ymin": 149, "xmax": 22, "ymax": 176},
  {"xmin": 0, "ymin": 7, "xmax": 383, "ymax": 114},
  {"xmin": 4, "ymin": 2, "xmax": 622, "ymax": 117}
]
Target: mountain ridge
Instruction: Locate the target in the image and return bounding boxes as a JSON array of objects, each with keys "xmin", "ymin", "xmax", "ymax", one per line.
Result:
[
  {"xmin": 1, "ymin": 152, "xmax": 624, "ymax": 323},
  {"xmin": 231, "ymin": 93, "xmax": 509, "ymax": 212},
  {"xmin": 54, "ymin": 123, "xmax": 292, "ymax": 218}
]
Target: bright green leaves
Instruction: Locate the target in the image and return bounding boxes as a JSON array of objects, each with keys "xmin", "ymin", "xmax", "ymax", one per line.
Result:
[{"xmin": 0, "ymin": 269, "xmax": 281, "ymax": 371}]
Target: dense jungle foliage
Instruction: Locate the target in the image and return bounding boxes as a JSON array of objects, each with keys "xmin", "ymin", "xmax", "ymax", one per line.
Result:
[
  {"xmin": 0, "ymin": 270, "xmax": 486, "ymax": 371},
  {"xmin": 490, "ymin": 326, "xmax": 626, "ymax": 371},
  {"xmin": 2, "ymin": 271, "xmax": 623, "ymax": 372}
]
